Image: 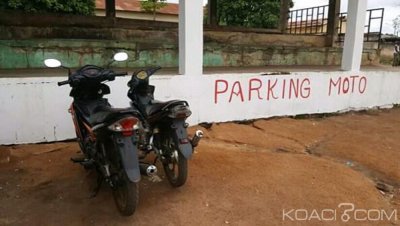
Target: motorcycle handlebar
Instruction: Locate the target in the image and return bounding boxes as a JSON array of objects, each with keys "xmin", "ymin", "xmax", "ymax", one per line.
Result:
[
  {"xmin": 148, "ymin": 66, "xmax": 161, "ymax": 76},
  {"xmin": 57, "ymin": 71, "xmax": 127, "ymax": 87},
  {"xmin": 114, "ymin": 72, "xmax": 128, "ymax": 77},
  {"xmin": 153, "ymin": 66, "xmax": 162, "ymax": 71},
  {"xmin": 57, "ymin": 80, "xmax": 69, "ymax": 86}
]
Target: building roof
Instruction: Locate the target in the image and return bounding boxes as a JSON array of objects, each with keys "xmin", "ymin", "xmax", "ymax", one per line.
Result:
[{"xmin": 96, "ymin": 0, "xmax": 179, "ymax": 15}]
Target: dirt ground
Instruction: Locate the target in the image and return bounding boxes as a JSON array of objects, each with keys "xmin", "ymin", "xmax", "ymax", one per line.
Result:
[{"xmin": 0, "ymin": 108, "xmax": 400, "ymax": 226}]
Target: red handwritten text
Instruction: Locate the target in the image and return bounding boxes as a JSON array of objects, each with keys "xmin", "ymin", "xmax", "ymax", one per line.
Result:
[
  {"xmin": 329, "ymin": 75, "xmax": 367, "ymax": 96},
  {"xmin": 214, "ymin": 77, "xmax": 311, "ymax": 104}
]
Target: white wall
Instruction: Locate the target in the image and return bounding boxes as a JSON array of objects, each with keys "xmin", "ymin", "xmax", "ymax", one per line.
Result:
[{"xmin": 1, "ymin": 70, "xmax": 400, "ymax": 144}]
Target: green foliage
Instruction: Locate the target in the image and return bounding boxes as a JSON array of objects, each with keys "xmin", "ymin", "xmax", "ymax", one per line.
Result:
[
  {"xmin": 0, "ymin": 0, "xmax": 95, "ymax": 15},
  {"xmin": 140, "ymin": 0, "xmax": 167, "ymax": 20},
  {"xmin": 217, "ymin": 0, "xmax": 292, "ymax": 29}
]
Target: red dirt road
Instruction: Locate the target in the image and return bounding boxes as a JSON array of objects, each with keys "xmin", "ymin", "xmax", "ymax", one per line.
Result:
[{"xmin": 0, "ymin": 109, "xmax": 399, "ymax": 226}]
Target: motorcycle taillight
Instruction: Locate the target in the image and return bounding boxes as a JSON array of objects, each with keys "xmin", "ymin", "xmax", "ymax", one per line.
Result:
[
  {"xmin": 168, "ymin": 105, "xmax": 192, "ymax": 119},
  {"xmin": 108, "ymin": 117, "xmax": 139, "ymax": 136}
]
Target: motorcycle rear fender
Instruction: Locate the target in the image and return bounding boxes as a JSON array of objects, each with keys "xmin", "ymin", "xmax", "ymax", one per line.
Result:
[
  {"xmin": 113, "ymin": 135, "xmax": 141, "ymax": 183},
  {"xmin": 171, "ymin": 119, "xmax": 193, "ymax": 160}
]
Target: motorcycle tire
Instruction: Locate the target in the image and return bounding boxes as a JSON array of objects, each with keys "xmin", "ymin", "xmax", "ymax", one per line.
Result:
[
  {"xmin": 162, "ymin": 137, "xmax": 188, "ymax": 187},
  {"xmin": 112, "ymin": 171, "xmax": 139, "ymax": 216}
]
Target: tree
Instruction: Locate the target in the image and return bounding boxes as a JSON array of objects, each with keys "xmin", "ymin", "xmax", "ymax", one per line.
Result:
[
  {"xmin": 140, "ymin": 0, "xmax": 167, "ymax": 21},
  {"xmin": 0, "ymin": 0, "xmax": 95, "ymax": 15},
  {"xmin": 394, "ymin": 15, "xmax": 400, "ymax": 37},
  {"xmin": 217, "ymin": 0, "xmax": 293, "ymax": 29}
]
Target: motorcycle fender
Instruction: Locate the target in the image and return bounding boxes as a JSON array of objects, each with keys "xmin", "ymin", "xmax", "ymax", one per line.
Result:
[
  {"xmin": 113, "ymin": 135, "xmax": 141, "ymax": 183},
  {"xmin": 172, "ymin": 120, "xmax": 193, "ymax": 159}
]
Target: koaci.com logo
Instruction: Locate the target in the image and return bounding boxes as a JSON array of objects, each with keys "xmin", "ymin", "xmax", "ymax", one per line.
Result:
[{"xmin": 282, "ymin": 203, "xmax": 397, "ymax": 222}]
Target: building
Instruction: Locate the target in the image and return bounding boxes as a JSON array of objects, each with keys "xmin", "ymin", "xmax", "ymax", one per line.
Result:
[
  {"xmin": 95, "ymin": 0, "xmax": 179, "ymax": 22},
  {"xmin": 287, "ymin": 16, "xmax": 347, "ymax": 34}
]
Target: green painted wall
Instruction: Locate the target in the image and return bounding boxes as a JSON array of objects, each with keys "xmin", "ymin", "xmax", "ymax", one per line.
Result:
[
  {"xmin": 0, "ymin": 39, "xmax": 178, "ymax": 69},
  {"xmin": 0, "ymin": 39, "xmax": 378, "ymax": 70}
]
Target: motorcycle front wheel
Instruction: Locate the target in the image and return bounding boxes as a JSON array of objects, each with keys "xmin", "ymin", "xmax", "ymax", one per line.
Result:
[
  {"xmin": 161, "ymin": 136, "xmax": 188, "ymax": 187},
  {"xmin": 112, "ymin": 171, "xmax": 139, "ymax": 216}
]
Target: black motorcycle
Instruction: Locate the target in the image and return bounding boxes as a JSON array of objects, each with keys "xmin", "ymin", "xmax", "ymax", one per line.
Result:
[
  {"xmin": 44, "ymin": 53, "xmax": 142, "ymax": 216},
  {"xmin": 127, "ymin": 67, "xmax": 203, "ymax": 187}
]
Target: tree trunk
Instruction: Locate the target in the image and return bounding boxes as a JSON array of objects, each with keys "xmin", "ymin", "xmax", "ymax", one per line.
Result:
[
  {"xmin": 279, "ymin": 0, "xmax": 289, "ymax": 33},
  {"xmin": 326, "ymin": 0, "xmax": 341, "ymax": 47},
  {"xmin": 153, "ymin": 3, "xmax": 156, "ymax": 21},
  {"xmin": 208, "ymin": 0, "xmax": 218, "ymax": 26},
  {"xmin": 105, "ymin": 0, "xmax": 116, "ymax": 17}
]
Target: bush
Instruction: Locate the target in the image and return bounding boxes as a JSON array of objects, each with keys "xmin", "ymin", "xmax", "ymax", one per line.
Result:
[
  {"xmin": 216, "ymin": 0, "xmax": 293, "ymax": 29},
  {"xmin": 0, "ymin": 0, "xmax": 95, "ymax": 15}
]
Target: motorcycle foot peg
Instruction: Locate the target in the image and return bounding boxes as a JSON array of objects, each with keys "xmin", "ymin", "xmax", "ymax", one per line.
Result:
[
  {"xmin": 81, "ymin": 159, "xmax": 95, "ymax": 168},
  {"xmin": 70, "ymin": 155, "xmax": 86, "ymax": 163},
  {"xmin": 139, "ymin": 163, "xmax": 158, "ymax": 177},
  {"xmin": 71, "ymin": 156, "xmax": 94, "ymax": 169},
  {"xmin": 191, "ymin": 130, "xmax": 204, "ymax": 148}
]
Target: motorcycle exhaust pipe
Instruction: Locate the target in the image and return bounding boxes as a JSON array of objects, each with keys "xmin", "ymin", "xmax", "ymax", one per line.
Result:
[
  {"xmin": 191, "ymin": 130, "xmax": 204, "ymax": 148},
  {"xmin": 139, "ymin": 163, "xmax": 158, "ymax": 176}
]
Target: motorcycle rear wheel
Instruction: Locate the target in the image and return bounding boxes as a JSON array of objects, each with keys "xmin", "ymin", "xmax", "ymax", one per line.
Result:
[
  {"xmin": 161, "ymin": 137, "xmax": 188, "ymax": 187},
  {"xmin": 112, "ymin": 171, "xmax": 139, "ymax": 216}
]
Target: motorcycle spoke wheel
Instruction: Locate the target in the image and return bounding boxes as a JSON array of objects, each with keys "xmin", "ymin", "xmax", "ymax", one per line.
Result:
[{"xmin": 162, "ymin": 137, "xmax": 188, "ymax": 187}]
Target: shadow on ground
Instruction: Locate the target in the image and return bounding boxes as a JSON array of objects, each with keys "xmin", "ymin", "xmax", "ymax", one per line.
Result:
[{"xmin": 1, "ymin": 108, "xmax": 399, "ymax": 226}]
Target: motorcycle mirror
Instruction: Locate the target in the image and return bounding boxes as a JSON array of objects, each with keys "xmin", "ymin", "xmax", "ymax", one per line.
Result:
[
  {"xmin": 44, "ymin": 59, "xmax": 62, "ymax": 68},
  {"xmin": 113, "ymin": 52, "xmax": 128, "ymax": 62},
  {"xmin": 44, "ymin": 58, "xmax": 71, "ymax": 75}
]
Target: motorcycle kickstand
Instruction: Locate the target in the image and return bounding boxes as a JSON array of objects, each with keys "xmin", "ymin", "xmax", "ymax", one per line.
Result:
[{"xmin": 153, "ymin": 156, "xmax": 158, "ymax": 165}]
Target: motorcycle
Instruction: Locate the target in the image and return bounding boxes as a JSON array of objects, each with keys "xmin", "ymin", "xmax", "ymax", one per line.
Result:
[
  {"xmin": 44, "ymin": 53, "xmax": 142, "ymax": 216},
  {"xmin": 127, "ymin": 67, "xmax": 203, "ymax": 187}
]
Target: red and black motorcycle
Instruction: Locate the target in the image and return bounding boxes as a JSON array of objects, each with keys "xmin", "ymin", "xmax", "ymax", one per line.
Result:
[{"xmin": 45, "ymin": 53, "xmax": 142, "ymax": 216}]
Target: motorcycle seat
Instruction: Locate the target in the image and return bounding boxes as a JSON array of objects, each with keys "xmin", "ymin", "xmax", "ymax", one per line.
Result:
[
  {"xmin": 146, "ymin": 100, "xmax": 187, "ymax": 116},
  {"xmin": 89, "ymin": 105, "xmax": 137, "ymax": 126},
  {"xmin": 74, "ymin": 99, "xmax": 136, "ymax": 126}
]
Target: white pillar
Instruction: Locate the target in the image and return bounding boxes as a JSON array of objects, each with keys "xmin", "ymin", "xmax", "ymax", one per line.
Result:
[
  {"xmin": 179, "ymin": 0, "xmax": 203, "ymax": 76},
  {"xmin": 341, "ymin": 0, "xmax": 368, "ymax": 71}
]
